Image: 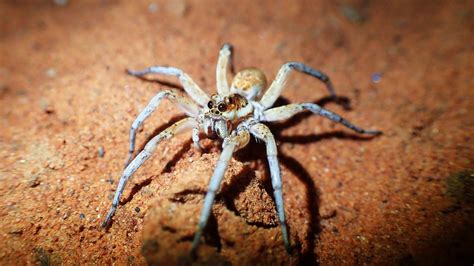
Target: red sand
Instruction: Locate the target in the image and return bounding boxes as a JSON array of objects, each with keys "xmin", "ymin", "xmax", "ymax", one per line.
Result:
[{"xmin": 1, "ymin": 0, "xmax": 473, "ymax": 264}]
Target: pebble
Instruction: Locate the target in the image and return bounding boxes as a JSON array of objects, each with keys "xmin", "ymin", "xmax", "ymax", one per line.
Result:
[
  {"xmin": 8, "ymin": 228, "xmax": 23, "ymax": 235},
  {"xmin": 45, "ymin": 68, "xmax": 57, "ymax": 78},
  {"xmin": 39, "ymin": 98, "xmax": 54, "ymax": 114},
  {"xmin": 98, "ymin": 147, "xmax": 105, "ymax": 158},
  {"xmin": 53, "ymin": 0, "xmax": 68, "ymax": 6},
  {"xmin": 340, "ymin": 4, "xmax": 365, "ymax": 23},
  {"xmin": 371, "ymin": 72, "xmax": 382, "ymax": 83},
  {"xmin": 148, "ymin": 2, "xmax": 158, "ymax": 13},
  {"xmin": 28, "ymin": 174, "xmax": 41, "ymax": 188}
]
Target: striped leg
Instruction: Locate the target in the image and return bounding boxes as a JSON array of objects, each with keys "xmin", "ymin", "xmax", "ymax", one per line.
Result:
[
  {"xmin": 125, "ymin": 89, "xmax": 200, "ymax": 167},
  {"xmin": 259, "ymin": 62, "xmax": 336, "ymax": 110},
  {"xmin": 262, "ymin": 103, "xmax": 382, "ymax": 135},
  {"xmin": 102, "ymin": 118, "xmax": 197, "ymax": 228},
  {"xmin": 249, "ymin": 122, "xmax": 291, "ymax": 253},
  {"xmin": 127, "ymin": 66, "xmax": 210, "ymax": 106}
]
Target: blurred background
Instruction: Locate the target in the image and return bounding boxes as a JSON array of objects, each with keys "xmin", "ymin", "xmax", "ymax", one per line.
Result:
[{"xmin": 1, "ymin": 0, "xmax": 473, "ymax": 264}]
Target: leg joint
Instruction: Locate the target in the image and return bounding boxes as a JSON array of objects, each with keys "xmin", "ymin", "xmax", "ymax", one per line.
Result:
[{"xmin": 272, "ymin": 184, "xmax": 282, "ymax": 191}]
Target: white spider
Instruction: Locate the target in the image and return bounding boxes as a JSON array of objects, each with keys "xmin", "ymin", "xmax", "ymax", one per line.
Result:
[{"xmin": 102, "ymin": 43, "xmax": 381, "ymax": 255}]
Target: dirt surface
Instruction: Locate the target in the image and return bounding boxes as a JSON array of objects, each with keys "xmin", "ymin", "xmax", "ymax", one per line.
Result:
[{"xmin": 1, "ymin": 0, "xmax": 473, "ymax": 265}]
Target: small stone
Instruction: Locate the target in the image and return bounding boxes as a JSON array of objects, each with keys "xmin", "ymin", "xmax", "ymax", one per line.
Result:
[
  {"xmin": 39, "ymin": 98, "xmax": 54, "ymax": 114},
  {"xmin": 321, "ymin": 209, "xmax": 337, "ymax": 220},
  {"xmin": 371, "ymin": 72, "xmax": 382, "ymax": 83},
  {"xmin": 28, "ymin": 174, "xmax": 41, "ymax": 188},
  {"xmin": 340, "ymin": 4, "xmax": 365, "ymax": 24},
  {"xmin": 53, "ymin": 0, "xmax": 68, "ymax": 6},
  {"xmin": 45, "ymin": 68, "xmax": 57, "ymax": 78},
  {"xmin": 135, "ymin": 207, "xmax": 141, "ymax": 213},
  {"xmin": 8, "ymin": 228, "xmax": 23, "ymax": 235},
  {"xmin": 98, "ymin": 147, "xmax": 105, "ymax": 158},
  {"xmin": 79, "ymin": 213, "xmax": 85, "ymax": 219},
  {"xmin": 148, "ymin": 2, "xmax": 158, "ymax": 13},
  {"xmin": 78, "ymin": 164, "xmax": 88, "ymax": 172}
]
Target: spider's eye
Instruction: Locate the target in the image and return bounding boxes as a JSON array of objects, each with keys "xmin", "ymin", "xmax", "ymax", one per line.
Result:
[
  {"xmin": 207, "ymin": 101, "xmax": 213, "ymax": 108},
  {"xmin": 218, "ymin": 103, "xmax": 227, "ymax": 112}
]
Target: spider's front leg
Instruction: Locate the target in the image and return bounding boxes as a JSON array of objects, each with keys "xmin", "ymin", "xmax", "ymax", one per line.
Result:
[
  {"xmin": 259, "ymin": 62, "xmax": 337, "ymax": 110},
  {"xmin": 125, "ymin": 89, "xmax": 200, "ymax": 167},
  {"xmin": 191, "ymin": 128, "xmax": 250, "ymax": 255},
  {"xmin": 102, "ymin": 118, "xmax": 197, "ymax": 228},
  {"xmin": 262, "ymin": 103, "xmax": 382, "ymax": 135},
  {"xmin": 127, "ymin": 66, "xmax": 210, "ymax": 106},
  {"xmin": 249, "ymin": 122, "xmax": 291, "ymax": 253}
]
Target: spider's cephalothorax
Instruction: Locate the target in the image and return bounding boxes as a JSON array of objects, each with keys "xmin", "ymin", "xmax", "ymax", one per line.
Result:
[
  {"xmin": 201, "ymin": 68, "xmax": 265, "ymax": 138},
  {"xmin": 102, "ymin": 43, "xmax": 382, "ymax": 256},
  {"xmin": 201, "ymin": 93, "xmax": 252, "ymax": 138}
]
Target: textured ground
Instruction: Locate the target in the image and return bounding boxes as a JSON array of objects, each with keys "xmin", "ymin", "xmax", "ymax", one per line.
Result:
[{"xmin": 1, "ymin": 0, "xmax": 473, "ymax": 265}]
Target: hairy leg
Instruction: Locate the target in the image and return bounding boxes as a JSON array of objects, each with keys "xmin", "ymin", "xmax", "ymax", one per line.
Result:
[
  {"xmin": 102, "ymin": 118, "xmax": 197, "ymax": 228},
  {"xmin": 127, "ymin": 66, "xmax": 210, "ymax": 106},
  {"xmin": 216, "ymin": 43, "xmax": 232, "ymax": 95},
  {"xmin": 259, "ymin": 62, "xmax": 336, "ymax": 109},
  {"xmin": 249, "ymin": 122, "xmax": 291, "ymax": 253},
  {"xmin": 262, "ymin": 103, "xmax": 382, "ymax": 135},
  {"xmin": 191, "ymin": 128, "xmax": 250, "ymax": 255},
  {"xmin": 125, "ymin": 89, "xmax": 199, "ymax": 167}
]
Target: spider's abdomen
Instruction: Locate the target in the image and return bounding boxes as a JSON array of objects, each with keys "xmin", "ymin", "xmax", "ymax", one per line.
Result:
[{"xmin": 231, "ymin": 68, "xmax": 267, "ymax": 100}]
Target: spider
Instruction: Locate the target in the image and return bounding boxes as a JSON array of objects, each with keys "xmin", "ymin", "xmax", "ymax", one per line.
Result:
[{"xmin": 101, "ymin": 43, "xmax": 382, "ymax": 255}]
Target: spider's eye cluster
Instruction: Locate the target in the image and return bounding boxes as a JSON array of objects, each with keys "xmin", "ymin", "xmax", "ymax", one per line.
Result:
[
  {"xmin": 207, "ymin": 101, "xmax": 213, "ymax": 108},
  {"xmin": 218, "ymin": 103, "xmax": 227, "ymax": 112}
]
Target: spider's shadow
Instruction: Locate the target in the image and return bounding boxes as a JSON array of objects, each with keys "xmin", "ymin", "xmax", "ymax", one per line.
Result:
[
  {"xmin": 179, "ymin": 96, "xmax": 376, "ymax": 262},
  {"xmin": 227, "ymin": 95, "xmax": 372, "ymax": 263}
]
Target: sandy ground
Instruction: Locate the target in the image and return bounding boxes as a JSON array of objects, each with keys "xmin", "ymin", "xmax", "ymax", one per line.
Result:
[{"xmin": 1, "ymin": 0, "xmax": 473, "ymax": 265}]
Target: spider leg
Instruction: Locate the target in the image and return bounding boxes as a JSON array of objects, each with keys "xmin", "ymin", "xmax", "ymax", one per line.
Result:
[
  {"xmin": 191, "ymin": 128, "xmax": 250, "ymax": 255},
  {"xmin": 259, "ymin": 62, "xmax": 336, "ymax": 110},
  {"xmin": 192, "ymin": 126, "xmax": 203, "ymax": 150},
  {"xmin": 216, "ymin": 43, "xmax": 232, "ymax": 95},
  {"xmin": 127, "ymin": 66, "xmax": 210, "ymax": 106},
  {"xmin": 249, "ymin": 122, "xmax": 291, "ymax": 253},
  {"xmin": 102, "ymin": 118, "xmax": 197, "ymax": 228},
  {"xmin": 262, "ymin": 103, "xmax": 382, "ymax": 135},
  {"xmin": 125, "ymin": 89, "xmax": 200, "ymax": 167}
]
